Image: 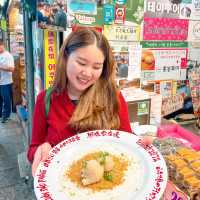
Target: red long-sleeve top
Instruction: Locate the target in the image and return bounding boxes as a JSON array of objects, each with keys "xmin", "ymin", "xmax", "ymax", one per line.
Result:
[{"xmin": 27, "ymin": 89, "xmax": 132, "ymax": 162}]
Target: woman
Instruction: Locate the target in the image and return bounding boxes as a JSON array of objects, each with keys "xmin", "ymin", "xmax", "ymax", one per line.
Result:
[{"xmin": 28, "ymin": 28, "xmax": 139, "ymax": 176}]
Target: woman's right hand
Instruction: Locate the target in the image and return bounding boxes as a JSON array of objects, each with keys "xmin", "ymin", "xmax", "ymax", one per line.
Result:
[{"xmin": 32, "ymin": 142, "xmax": 52, "ymax": 177}]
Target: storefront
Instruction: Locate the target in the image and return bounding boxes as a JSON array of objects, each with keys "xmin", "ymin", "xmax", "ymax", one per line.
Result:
[{"xmin": 4, "ymin": 0, "xmax": 200, "ymax": 199}]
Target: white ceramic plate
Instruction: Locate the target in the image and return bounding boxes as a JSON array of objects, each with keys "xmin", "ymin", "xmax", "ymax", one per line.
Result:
[{"xmin": 34, "ymin": 130, "xmax": 167, "ymax": 200}]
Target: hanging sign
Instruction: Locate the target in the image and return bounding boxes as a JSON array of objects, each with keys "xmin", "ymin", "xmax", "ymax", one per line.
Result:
[
  {"xmin": 141, "ymin": 42, "xmax": 188, "ymax": 81},
  {"xmin": 144, "ymin": 0, "xmax": 180, "ymax": 18},
  {"xmin": 115, "ymin": 6, "xmax": 126, "ymax": 24},
  {"xmin": 103, "ymin": 4, "xmax": 115, "ymax": 25},
  {"xmin": 44, "ymin": 30, "xmax": 57, "ymax": 89}
]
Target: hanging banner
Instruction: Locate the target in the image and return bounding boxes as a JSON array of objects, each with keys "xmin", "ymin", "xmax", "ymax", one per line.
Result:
[
  {"xmin": 104, "ymin": 25, "xmax": 140, "ymax": 41},
  {"xmin": 44, "ymin": 30, "xmax": 57, "ymax": 89},
  {"xmin": 143, "ymin": 17, "xmax": 189, "ymax": 40}
]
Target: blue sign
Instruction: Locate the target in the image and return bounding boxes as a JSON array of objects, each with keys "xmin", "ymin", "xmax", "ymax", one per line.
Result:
[
  {"xmin": 103, "ymin": 4, "xmax": 114, "ymax": 25},
  {"xmin": 68, "ymin": 0, "xmax": 97, "ymax": 15}
]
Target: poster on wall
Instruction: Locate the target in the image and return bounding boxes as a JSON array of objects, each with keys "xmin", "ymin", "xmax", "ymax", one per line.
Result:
[
  {"xmin": 155, "ymin": 80, "xmax": 173, "ymax": 97},
  {"xmin": 141, "ymin": 41, "xmax": 188, "ymax": 81},
  {"xmin": 113, "ymin": 51, "xmax": 129, "ymax": 79},
  {"xmin": 110, "ymin": 41, "xmax": 142, "ymax": 82},
  {"xmin": 178, "ymin": 0, "xmax": 200, "ymax": 20},
  {"xmin": 104, "ymin": 25, "xmax": 140, "ymax": 41},
  {"xmin": 36, "ymin": 0, "xmax": 144, "ymax": 28},
  {"xmin": 143, "ymin": 17, "xmax": 189, "ymax": 40},
  {"xmin": 114, "ymin": 5, "xmax": 126, "ymax": 24},
  {"xmin": 37, "ymin": 0, "xmax": 68, "ymax": 30},
  {"xmin": 44, "ymin": 30, "xmax": 57, "ymax": 89},
  {"xmin": 191, "ymin": 0, "xmax": 200, "ymax": 19},
  {"xmin": 179, "ymin": 1, "xmax": 193, "ymax": 19},
  {"xmin": 188, "ymin": 20, "xmax": 200, "ymax": 41},
  {"xmin": 128, "ymin": 43, "xmax": 142, "ymax": 79}
]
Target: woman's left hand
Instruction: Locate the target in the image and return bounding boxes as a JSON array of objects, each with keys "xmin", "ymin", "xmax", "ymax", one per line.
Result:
[{"xmin": 140, "ymin": 135, "xmax": 155, "ymax": 146}]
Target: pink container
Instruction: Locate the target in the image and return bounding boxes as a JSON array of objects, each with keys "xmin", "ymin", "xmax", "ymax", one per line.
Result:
[{"xmin": 157, "ymin": 124, "xmax": 200, "ymax": 151}]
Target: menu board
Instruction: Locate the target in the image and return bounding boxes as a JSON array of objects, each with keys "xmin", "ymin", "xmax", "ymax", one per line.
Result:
[{"xmin": 141, "ymin": 41, "xmax": 188, "ymax": 81}]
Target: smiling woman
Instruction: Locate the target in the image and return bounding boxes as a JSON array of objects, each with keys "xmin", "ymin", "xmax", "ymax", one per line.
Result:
[
  {"xmin": 28, "ymin": 28, "xmax": 132, "ymax": 177},
  {"xmin": 66, "ymin": 44, "xmax": 105, "ymax": 100}
]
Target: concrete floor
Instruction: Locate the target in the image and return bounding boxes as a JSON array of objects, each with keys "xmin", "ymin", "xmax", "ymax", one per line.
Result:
[{"xmin": 0, "ymin": 114, "xmax": 36, "ymax": 200}]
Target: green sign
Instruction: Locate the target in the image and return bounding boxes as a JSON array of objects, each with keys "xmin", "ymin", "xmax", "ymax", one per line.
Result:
[
  {"xmin": 0, "ymin": 19, "xmax": 7, "ymax": 31},
  {"xmin": 74, "ymin": 0, "xmax": 144, "ymax": 26},
  {"xmin": 137, "ymin": 101, "xmax": 149, "ymax": 116},
  {"xmin": 141, "ymin": 41, "xmax": 188, "ymax": 48}
]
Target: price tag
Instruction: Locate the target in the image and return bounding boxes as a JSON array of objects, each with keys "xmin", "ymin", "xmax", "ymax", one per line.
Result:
[{"xmin": 163, "ymin": 181, "xmax": 189, "ymax": 200}]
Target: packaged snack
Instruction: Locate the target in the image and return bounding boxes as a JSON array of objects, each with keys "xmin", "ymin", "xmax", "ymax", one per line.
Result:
[
  {"xmin": 177, "ymin": 167, "xmax": 195, "ymax": 179},
  {"xmin": 176, "ymin": 147, "xmax": 196, "ymax": 157}
]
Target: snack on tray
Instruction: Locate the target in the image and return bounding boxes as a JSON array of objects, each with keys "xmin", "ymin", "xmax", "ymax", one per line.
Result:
[
  {"xmin": 184, "ymin": 176, "xmax": 200, "ymax": 200},
  {"xmin": 190, "ymin": 160, "xmax": 200, "ymax": 172},
  {"xmin": 176, "ymin": 147, "xmax": 195, "ymax": 157},
  {"xmin": 168, "ymin": 158, "xmax": 188, "ymax": 169},
  {"xmin": 184, "ymin": 176, "xmax": 200, "ymax": 190},
  {"xmin": 177, "ymin": 167, "xmax": 194, "ymax": 179},
  {"xmin": 164, "ymin": 147, "xmax": 200, "ymax": 197}
]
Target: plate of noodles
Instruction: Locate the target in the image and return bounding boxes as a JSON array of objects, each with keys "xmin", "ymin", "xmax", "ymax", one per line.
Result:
[{"xmin": 34, "ymin": 130, "xmax": 168, "ymax": 200}]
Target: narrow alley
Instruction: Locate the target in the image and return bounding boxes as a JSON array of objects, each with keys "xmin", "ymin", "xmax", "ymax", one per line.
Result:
[{"xmin": 0, "ymin": 114, "xmax": 36, "ymax": 200}]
